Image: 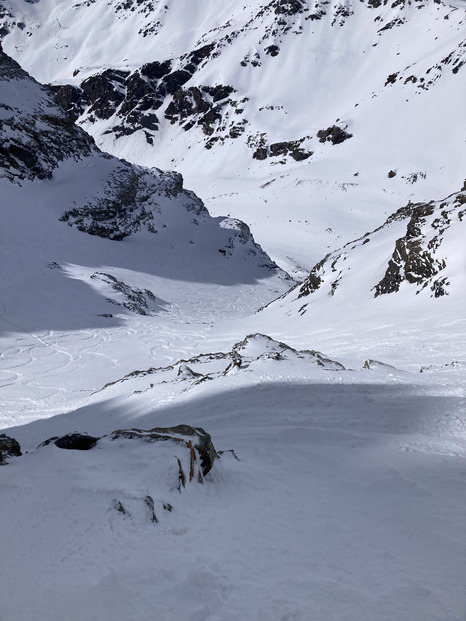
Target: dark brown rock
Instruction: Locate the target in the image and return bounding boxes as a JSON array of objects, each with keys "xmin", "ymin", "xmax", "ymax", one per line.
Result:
[{"xmin": 0, "ymin": 434, "xmax": 22, "ymax": 465}]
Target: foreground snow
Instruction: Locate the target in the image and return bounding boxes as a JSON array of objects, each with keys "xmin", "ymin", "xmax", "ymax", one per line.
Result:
[
  {"xmin": 2, "ymin": 349, "xmax": 466, "ymax": 621},
  {"xmin": 0, "ymin": 5, "xmax": 465, "ymax": 619}
]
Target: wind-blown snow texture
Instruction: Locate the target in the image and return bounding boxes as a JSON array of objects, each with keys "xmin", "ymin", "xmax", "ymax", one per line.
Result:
[{"xmin": 1, "ymin": 2, "xmax": 466, "ymax": 620}]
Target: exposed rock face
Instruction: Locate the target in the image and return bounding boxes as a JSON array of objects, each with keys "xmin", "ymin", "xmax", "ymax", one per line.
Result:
[
  {"xmin": 373, "ymin": 201, "xmax": 451, "ymax": 297},
  {"xmin": 251, "ymin": 137, "xmax": 313, "ymax": 162},
  {"xmin": 164, "ymin": 84, "xmax": 247, "ymax": 143},
  {"xmin": 317, "ymin": 125, "xmax": 353, "ymax": 145},
  {"xmin": 90, "ymin": 272, "xmax": 160, "ymax": 315},
  {"xmin": 0, "ymin": 49, "xmax": 98, "ymax": 182},
  {"xmin": 51, "ymin": 44, "xmax": 227, "ymax": 145},
  {"xmin": 298, "ymin": 189, "xmax": 466, "ymax": 301},
  {"xmin": 55, "ymin": 433, "xmax": 100, "ymax": 450},
  {"xmin": 0, "ymin": 434, "xmax": 22, "ymax": 465},
  {"xmin": 58, "ymin": 165, "xmax": 200, "ymax": 241}
]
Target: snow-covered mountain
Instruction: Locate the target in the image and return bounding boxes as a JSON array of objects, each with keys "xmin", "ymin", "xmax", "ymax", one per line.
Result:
[
  {"xmin": 0, "ymin": 45, "xmax": 291, "ymax": 325},
  {"xmin": 1, "ymin": 3, "xmax": 466, "ymax": 620},
  {"xmin": 1, "ymin": 0, "xmax": 465, "ymax": 272}
]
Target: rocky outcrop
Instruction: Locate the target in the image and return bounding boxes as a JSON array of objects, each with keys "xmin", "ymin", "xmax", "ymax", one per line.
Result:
[
  {"xmin": 164, "ymin": 84, "xmax": 247, "ymax": 141},
  {"xmin": 99, "ymin": 333, "xmax": 346, "ymax": 396},
  {"xmin": 51, "ymin": 44, "xmax": 223, "ymax": 144},
  {"xmin": 251, "ymin": 137, "xmax": 313, "ymax": 162},
  {"xmin": 111, "ymin": 425, "xmax": 217, "ymax": 478},
  {"xmin": 298, "ymin": 189, "xmax": 466, "ymax": 301},
  {"xmin": 372, "ymin": 197, "xmax": 462, "ymax": 298},
  {"xmin": 58, "ymin": 164, "xmax": 210, "ymax": 241},
  {"xmin": 317, "ymin": 125, "xmax": 353, "ymax": 145},
  {"xmin": 35, "ymin": 425, "xmax": 216, "ymax": 479},
  {"xmin": 40, "ymin": 433, "xmax": 100, "ymax": 450},
  {"xmin": 0, "ymin": 49, "xmax": 97, "ymax": 182},
  {"xmin": 0, "ymin": 434, "xmax": 22, "ymax": 465},
  {"xmin": 90, "ymin": 272, "xmax": 160, "ymax": 315}
]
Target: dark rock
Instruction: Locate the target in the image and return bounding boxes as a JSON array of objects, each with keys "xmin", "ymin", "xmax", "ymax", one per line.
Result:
[
  {"xmin": 140, "ymin": 59, "xmax": 172, "ymax": 80},
  {"xmin": 53, "ymin": 433, "xmax": 100, "ymax": 450},
  {"xmin": 81, "ymin": 69, "xmax": 129, "ymax": 119},
  {"xmin": 373, "ymin": 201, "xmax": 447, "ymax": 296},
  {"xmin": 202, "ymin": 84, "xmax": 235, "ymax": 102},
  {"xmin": 273, "ymin": 0, "xmax": 307, "ymax": 15},
  {"xmin": 0, "ymin": 48, "xmax": 98, "ymax": 182},
  {"xmin": 252, "ymin": 138, "xmax": 312, "ymax": 161},
  {"xmin": 253, "ymin": 147, "xmax": 268, "ymax": 160},
  {"xmin": 186, "ymin": 44, "xmax": 216, "ymax": 67},
  {"xmin": 0, "ymin": 434, "xmax": 22, "ymax": 465},
  {"xmin": 7, "ymin": 143, "xmax": 37, "ymax": 168},
  {"xmin": 299, "ymin": 269, "xmax": 324, "ymax": 297},
  {"xmin": 385, "ymin": 72, "xmax": 399, "ymax": 86},
  {"xmin": 90, "ymin": 272, "xmax": 160, "ymax": 315},
  {"xmin": 317, "ymin": 125, "xmax": 353, "ymax": 145},
  {"xmin": 50, "ymin": 84, "xmax": 88, "ymax": 121},
  {"xmin": 119, "ymin": 72, "xmax": 155, "ymax": 116},
  {"xmin": 161, "ymin": 70, "xmax": 192, "ymax": 95},
  {"xmin": 165, "ymin": 86, "xmax": 210, "ymax": 124},
  {"xmin": 265, "ymin": 45, "xmax": 280, "ymax": 57},
  {"xmin": 144, "ymin": 495, "xmax": 158, "ymax": 523},
  {"xmin": 111, "ymin": 425, "xmax": 217, "ymax": 476}
]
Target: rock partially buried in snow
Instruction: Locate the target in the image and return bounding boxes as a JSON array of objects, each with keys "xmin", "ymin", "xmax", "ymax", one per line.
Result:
[
  {"xmin": 40, "ymin": 433, "xmax": 100, "ymax": 450},
  {"xmin": 0, "ymin": 434, "xmax": 22, "ymax": 465},
  {"xmin": 111, "ymin": 425, "xmax": 217, "ymax": 478},
  {"xmin": 36, "ymin": 426, "xmax": 217, "ymax": 478}
]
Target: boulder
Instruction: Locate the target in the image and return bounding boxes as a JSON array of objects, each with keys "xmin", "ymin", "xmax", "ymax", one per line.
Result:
[
  {"xmin": 111, "ymin": 424, "xmax": 217, "ymax": 477},
  {"xmin": 0, "ymin": 434, "xmax": 22, "ymax": 465},
  {"xmin": 40, "ymin": 433, "xmax": 100, "ymax": 450}
]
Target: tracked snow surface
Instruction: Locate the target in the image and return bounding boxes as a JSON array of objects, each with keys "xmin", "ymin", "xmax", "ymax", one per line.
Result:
[{"xmin": 1, "ymin": 2, "xmax": 466, "ymax": 621}]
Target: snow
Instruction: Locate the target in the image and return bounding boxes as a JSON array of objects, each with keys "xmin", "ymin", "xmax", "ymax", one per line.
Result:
[
  {"xmin": 1, "ymin": 2, "xmax": 466, "ymax": 620},
  {"xmin": 3, "ymin": 0, "xmax": 465, "ymax": 272}
]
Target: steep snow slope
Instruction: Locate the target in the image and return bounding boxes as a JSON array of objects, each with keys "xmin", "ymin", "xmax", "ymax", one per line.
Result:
[
  {"xmin": 1, "ymin": 6, "xmax": 466, "ymax": 621},
  {"xmin": 243, "ymin": 186, "xmax": 466, "ymax": 375},
  {"xmin": 0, "ymin": 48, "xmax": 292, "ymax": 425},
  {"xmin": 1, "ymin": 0, "xmax": 465, "ymax": 272}
]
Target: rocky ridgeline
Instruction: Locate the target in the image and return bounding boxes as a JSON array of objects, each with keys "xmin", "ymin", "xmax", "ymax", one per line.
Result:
[
  {"xmin": 0, "ymin": 46, "xmax": 289, "ymax": 286},
  {"xmin": 1, "ymin": 0, "xmax": 464, "ymax": 168},
  {"xmin": 58, "ymin": 163, "xmax": 204, "ymax": 240},
  {"xmin": 99, "ymin": 333, "xmax": 346, "ymax": 396},
  {"xmin": 299, "ymin": 189, "xmax": 466, "ymax": 300},
  {"xmin": 44, "ymin": 0, "xmax": 361, "ymax": 162},
  {"xmin": 0, "ymin": 46, "xmax": 98, "ymax": 182}
]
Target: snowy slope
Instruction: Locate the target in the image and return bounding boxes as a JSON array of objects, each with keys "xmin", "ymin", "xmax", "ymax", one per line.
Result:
[
  {"xmin": 0, "ymin": 47, "xmax": 292, "ymax": 425},
  {"xmin": 1, "ymin": 0, "xmax": 465, "ymax": 272},
  {"xmin": 1, "ymin": 332, "xmax": 466, "ymax": 621},
  {"xmin": 1, "ymin": 5, "xmax": 466, "ymax": 621},
  {"xmin": 244, "ymin": 186, "xmax": 466, "ymax": 378}
]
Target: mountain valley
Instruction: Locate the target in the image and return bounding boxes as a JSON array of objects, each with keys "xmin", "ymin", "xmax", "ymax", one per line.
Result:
[{"xmin": 0, "ymin": 2, "xmax": 465, "ymax": 620}]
